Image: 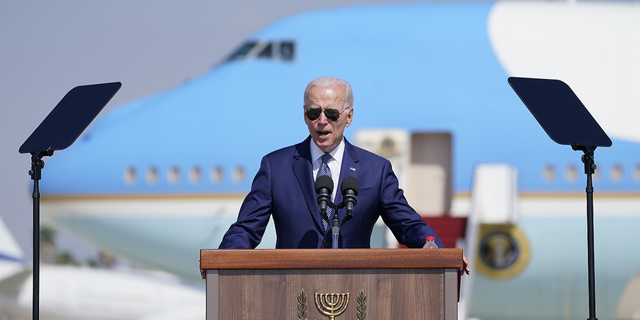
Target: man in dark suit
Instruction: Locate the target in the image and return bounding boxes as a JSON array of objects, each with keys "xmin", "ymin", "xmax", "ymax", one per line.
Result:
[{"xmin": 219, "ymin": 76, "xmax": 469, "ymax": 273}]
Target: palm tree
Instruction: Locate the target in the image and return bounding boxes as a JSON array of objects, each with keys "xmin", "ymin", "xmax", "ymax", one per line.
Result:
[
  {"xmin": 55, "ymin": 250, "xmax": 79, "ymax": 266},
  {"xmin": 40, "ymin": 224, "xmax": 56, "ymax": 264}
]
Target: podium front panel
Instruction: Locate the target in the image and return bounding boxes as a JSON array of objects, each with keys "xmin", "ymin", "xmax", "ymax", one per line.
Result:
[{"xmin": 202, "ymin": 249, "xmax": 462, "ymax": 320}]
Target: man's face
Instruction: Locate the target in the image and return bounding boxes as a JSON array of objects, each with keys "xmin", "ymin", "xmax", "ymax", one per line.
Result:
[{"xmin": 304, "ymin": 85, "xmax": 353, "ymax": 153}]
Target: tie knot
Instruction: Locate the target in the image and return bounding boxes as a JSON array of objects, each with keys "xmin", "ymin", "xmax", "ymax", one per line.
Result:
[{"xmin": 321, "ymin": 153, "xmax": 332, "ymax": 164}]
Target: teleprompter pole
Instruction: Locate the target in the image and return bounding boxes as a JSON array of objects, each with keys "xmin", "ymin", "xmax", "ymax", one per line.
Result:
[
  {"xmin": 575, "ymin": 146, "xmax": 598, "ymax": 320},
  {"xmin": 29, "ymin": 150, "xmax": 53, "ymax": 320}
]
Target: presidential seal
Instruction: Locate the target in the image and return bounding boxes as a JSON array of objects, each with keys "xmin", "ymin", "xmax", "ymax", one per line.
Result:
[{"xmin": 476, "ymin": 224, "xmax": 530, "ymax": 279}]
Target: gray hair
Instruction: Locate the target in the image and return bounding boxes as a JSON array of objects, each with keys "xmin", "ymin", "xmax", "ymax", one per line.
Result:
[{"xmin": 303, "ymin": 76, "xmax": 354, "ymax": 110}]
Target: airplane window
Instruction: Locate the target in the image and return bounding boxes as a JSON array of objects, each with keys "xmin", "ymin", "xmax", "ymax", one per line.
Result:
[
  {"xmin": 210, "ymin": 166, "xmax": 223, "ymax": 184},
  {"xmin": 543, "ymin": 164, "xmax": 555, "ymax": 182},
  {"xmin": 168, "ymin": 166, "xmax": 180, "ymax": 184},
  {"xmin": 146, "ymin": 167, "xmax": 159, "ymax": 185},
  {"xmin": 258, "ymin": 43, "xmax": 272, "ymax": 58},
  {"xmin": 189, "ymin": 167, "xmax": 202, "ymax": 184},
  {"xmin": 227, "ymin": 42, "xmax": 257, "ymax": 61},
  {"xmin": 611, "ymin": 164, "xmax": 623, "ymax": 183},
  {"xmin": 565, "ymin": 164, "xmax": 578, "ymax": 182},
  {"xmin": 225, "ymin": 41, "xmax": 295, "ymax": 62},
  {"xmin": 280, "ymin": 42, "xmax": 294, "ymax": 61},
  {"xmin": 124, "ymin": 167, "xmax": 136, "ymax": 185},
  {"xmin": 233, "ymin": 166, "xmax": 245, "ymax": 184},
  {"xmin": 634, "ymin": 165, "xmax": 640, "ymax": 182}
]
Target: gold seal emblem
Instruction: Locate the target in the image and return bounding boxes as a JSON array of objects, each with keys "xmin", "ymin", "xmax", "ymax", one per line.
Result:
[{"xmin": 476, "ymin": 224, "xmax": 530, "ymax": 279}]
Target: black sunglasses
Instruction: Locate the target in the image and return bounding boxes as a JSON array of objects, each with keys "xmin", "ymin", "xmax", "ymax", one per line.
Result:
[{"xmin": 305, "ymin": 107, "xmax": 344, "ymax": 121}]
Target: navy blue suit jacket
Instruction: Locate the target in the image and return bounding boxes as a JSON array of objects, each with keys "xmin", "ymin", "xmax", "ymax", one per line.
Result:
[{"xmin": 219, "ymin": 137, "xmax": 443, "ymax": 249}]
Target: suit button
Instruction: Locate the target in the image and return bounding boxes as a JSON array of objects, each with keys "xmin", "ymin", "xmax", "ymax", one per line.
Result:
[{"xmin": 323, "ymin": 241, "xmax": 329, "ymax": 247}]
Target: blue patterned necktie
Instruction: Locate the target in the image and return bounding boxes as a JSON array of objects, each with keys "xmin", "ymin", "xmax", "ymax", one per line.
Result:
[{"xmin": 318, "ymin": 153, "xmax": 333, "ymax": 231}]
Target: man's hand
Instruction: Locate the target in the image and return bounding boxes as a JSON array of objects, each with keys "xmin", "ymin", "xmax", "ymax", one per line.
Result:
[
  {"xmin": 462, "ymin": 255, "xmax": 471, "ymax": 275},
  {"xmin": 199, "ymin": 259, "xmax": 206, "ymax": 279}
]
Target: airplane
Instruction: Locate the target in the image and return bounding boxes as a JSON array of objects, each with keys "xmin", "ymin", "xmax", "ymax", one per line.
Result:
[
  {"xmin": 34, "ymin": 1, "xmax": 640, "ymax": 319},
  {"xmin": 0, "ymin": 212, "xmax": 205, "ymax": 320}
]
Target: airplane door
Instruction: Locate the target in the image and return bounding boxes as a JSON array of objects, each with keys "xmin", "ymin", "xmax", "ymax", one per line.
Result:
[
  {"xmin": 354, "ymin": 130, "xmax": 452, "ymax": 217},
  {"xmin": 408, "ymin": 132, "xmax": 452, "ymax": 217}
]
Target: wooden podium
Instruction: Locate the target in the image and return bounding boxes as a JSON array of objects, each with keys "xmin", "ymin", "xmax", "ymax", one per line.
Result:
[{"xmin": 200, "ymin": 248, "xmax": 462, "ymax": 320}]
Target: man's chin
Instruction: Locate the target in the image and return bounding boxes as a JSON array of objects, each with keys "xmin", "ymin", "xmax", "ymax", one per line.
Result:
[{"xmin": 316, "ymin": 141, "xmax": 338, "ymax": 153}]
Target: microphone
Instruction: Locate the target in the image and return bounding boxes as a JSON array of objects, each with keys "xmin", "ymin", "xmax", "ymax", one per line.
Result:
[
  {"xmin": 340, "ymin": 176, "xmax": 359, "ymax": 226},
  {"xmin": 315, "ymin": 175, "xmax": 333, "ymax": 225}
]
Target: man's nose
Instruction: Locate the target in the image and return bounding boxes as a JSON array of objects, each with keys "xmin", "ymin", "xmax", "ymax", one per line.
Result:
[{"xmin": 317, "ymin": 111, "xmax": 329, "ymax": 124}]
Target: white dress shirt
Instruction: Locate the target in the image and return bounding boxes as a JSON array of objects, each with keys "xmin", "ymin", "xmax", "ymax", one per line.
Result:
[{"xmin": 310, "ymin": 138, "xmax": 345, "ymax": 201}]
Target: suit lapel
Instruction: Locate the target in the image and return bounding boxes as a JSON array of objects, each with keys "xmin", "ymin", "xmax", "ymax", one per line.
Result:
[
  {"xmin": 292, "ymin": 137, "xmax": 324, "ymax": 230},
  {"xmin": 336, "ymin": 139, "xmax": 361, "ymax": 221}
]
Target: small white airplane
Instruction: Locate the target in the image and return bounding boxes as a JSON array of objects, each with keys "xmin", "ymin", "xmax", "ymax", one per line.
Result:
[
  {"xmin": 35, "ymin": 1, "xmax": 640, "ymax": 319},
  {"xmin": 0, "ymin": 216, "xmax": 204, "ymax": 320}
]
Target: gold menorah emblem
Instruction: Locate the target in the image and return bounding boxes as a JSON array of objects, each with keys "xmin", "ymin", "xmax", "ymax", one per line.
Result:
[{"xmin": 314, "ymin": 293, "xmax": 350, "ymax": 320}]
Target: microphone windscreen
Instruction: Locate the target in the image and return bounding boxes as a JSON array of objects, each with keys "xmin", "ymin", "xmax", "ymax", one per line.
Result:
[
  {"xmin": 341, "ymin": 176, "xmax": 360, "ymax": 195},
  {"xmin": 315, "ymin": 175, "xmax": 334, "ymax": 193}
]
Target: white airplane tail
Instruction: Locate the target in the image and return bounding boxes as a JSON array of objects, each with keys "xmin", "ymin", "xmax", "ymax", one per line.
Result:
[
  {"xmin": 0, "ymin": 215, "xmax": 30, "ymax": 320},
  {"xmin": 459, "ymin": 164, "xmax": 518, "ymax": 320},
  {"xmin": 0, "ymin": 214, "xmax": 27, "ymax": 280}
]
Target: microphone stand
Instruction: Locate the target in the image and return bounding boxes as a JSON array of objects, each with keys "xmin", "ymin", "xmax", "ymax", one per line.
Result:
[
  {"xmin": 338, "ymin": 205, "xmax": 354, "ymax": 227},
  {"xmin": 332, "ymin": 202, "xmax": 355, "ymax": 248},
  {"xmin": 331, "ymin": 185, "xmax": 358, "ymax": 248},
  {"xmin": 331, "ymin": 213, "xmax": 340, "ymax": 249},
  {"xmin": 320, "ymin": 202, "xmax": 339, "ymax": 249}
]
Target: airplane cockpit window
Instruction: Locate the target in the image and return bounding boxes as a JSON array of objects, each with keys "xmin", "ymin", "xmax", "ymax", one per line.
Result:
[
  {"xmin": 258, "ymin": 43, "xmax": 272, "ymax": 58},
  {"xmin": 226, "ymin": 40, "xmax": 295, "ymax": 62},
  {"xmin": 227, "ymin": 41, "xmax": 257, "ymax": 61},
  {"xmin": 280, "ymin": 42, "xmax": 294, "ymax": 60}
]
